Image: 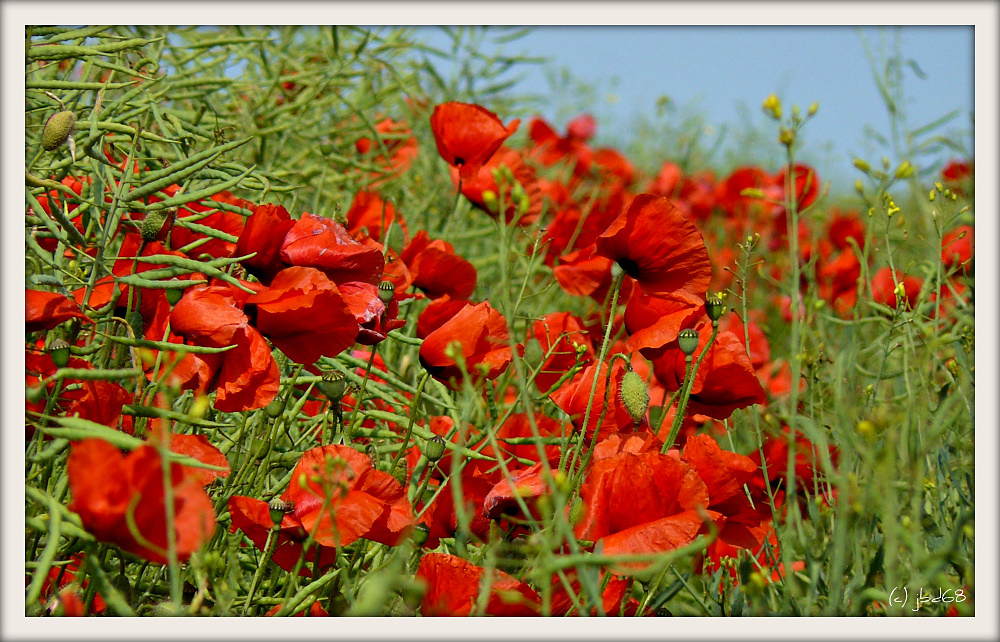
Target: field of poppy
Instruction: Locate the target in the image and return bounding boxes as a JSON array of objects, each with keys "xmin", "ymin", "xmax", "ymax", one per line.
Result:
[{"xmin": 24, "ymin": 26, "xmax": 975, "ymax": 621}]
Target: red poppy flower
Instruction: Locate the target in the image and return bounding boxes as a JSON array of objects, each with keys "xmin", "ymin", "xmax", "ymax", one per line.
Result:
[
  {"xmin": 452, "ymin": 146, "xmax": 542, "ymax": 225},
  {"xmin": 429, "ymin": 102, "xmax": 520, "ymax": 181},
  {"xmin": 26, "ymin": 289, "xmax": 93, "ymax": 333},
  {"xmin": 714, "ymin": 166, "xmax": 782, "ymax": 223},
  {"xmin": 595, "ymin": 193, "xmax": 712, "ymax": 296},
  {"xmin": 546, "ymin": 569, "xmax": 651, "ymax": 616},
  {"xmin": 549, "ymin": 359, "xmax": 633, "ymax": 441},
  {"xmin": 622, "ymin": 288, "xmax": 705, "ymax": 353},
  {"xmin": 417, "ymin": 457, "xmax": 498, "ymax": 547},
  {"xmin": 418, "ymin": 300, "xmax": 513, "ymax": 387},
  {"xmin": 416, "ymin": 552, "xmax": 540, "ymax": 616},
  {"xmin": 280, "ymin": 213, "xmax": 385, "ymax": 286},
  {"xmin": 592, "ymin": 147, "xmax": 635, "ymax": 187},
  {"xmin": 528, "ymin": 311, "xmax": 595, "ymax": 393},
  {"xmin": 162, "ymin": 188, "xmax": 249, "ymax": 259},
  {"xmin": 245, "ymin": 266, "xmax": 359, "ymax": 364},
  {"xmin": 748, "ymin": 428, "xmax": 837, "ymax": 512},
  {"xmin": 647, "ymin": 321, "xmax": 767, "ymax": 421},
  {"xmin": 871, "ymin": 267, "xmax": 923, "ymax": 309},
  {"xmin": 233, "ymin": 203, "xmax": 296, "ymax": 284},
  {"xmin": 827, "ymin": 208, "xmax": 867, "ymax": 251},
  {"xmin": 67, "ymin": 438, "xmax": 218, "ymax": 564},
  {"xmin": 35, "ymin": 553, "xmax": 106, "ymax": 616},
  {"xmin": 941, "ymin": 159, "xmax": 973, "ymax": 196},
  {"xmin": 170, "ymin": 283, "xmax": 280, "ymax": 412},
  {"xmin": 345, "ymin": 190, "xmax": 408, "ymax": 243},
  {"xmin": 25, "ymin": 348, "xmax": 134, "ymax": 436},
  {"xmin": 816, "ymin": 247, "xmax": 863, "ymax": 312},
  {"xmin": 165, "ymin": 432, "xmax": 231, "ymax": 487},
  {"xmin": 337, "ymin": 280, "xmax": 406, "ymax": 345},
  {"xmin": 227, "ymin": 495, "xmax": 339, "ymax": 574},
  {"xmin": 491, "ymin": 412, "xmax": 569, "ymax": 466},
  {"xmin": 527, "ymin": 115, "xmax": 593, "ymax": 176},
  {"xmin": 400, "ymin": 230, "xmax": 477, "ymax": 300},
  {"xmin": 574, "ymin": 449, "xmax": 721, "ymax": 560},
  {"xmin": 264, "ymin": 602, "xmax": 330, "ymax": 617},
  {"xmin": 414, "ymin": 294, "xmax": 470, "ymax": 339},
  {"xmin": 775, "ymin": 163, "xmax": 820, "ymax": 212},
  {"xmin": 282, "ymin": 444, "xmax": 415, "ymax": 548},
  {"xmin": 553, "ymin": 245, "xmax": 632, "ymax": 304},
  {"xmin": 355, "ymin": 117, "xmax": 419, "ymax": 180},
  {"xmin": 482, "ymin": 462, "xmax": 552, "ymax": 521},
  {"xmin": 681, "ymin": 434, "xmax": 769, "ymax": 550},
  {"xmin": 941, "ymin": 224, "xmax": 973, "ymax": 272}
]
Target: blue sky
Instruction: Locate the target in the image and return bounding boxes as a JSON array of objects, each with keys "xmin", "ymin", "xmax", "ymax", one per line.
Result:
[{"xmin": 411, "ymin": 26, "xmax": 974, "ymax": 194}]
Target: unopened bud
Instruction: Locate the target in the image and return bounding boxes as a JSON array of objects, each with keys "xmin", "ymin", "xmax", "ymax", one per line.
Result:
[
  {"xmin": 852, "ymin": 158, "xmax": 871, "ymax": 172},
  {"xmin": 42, "ymin": 111, "xmax": 76, "ymax": 151},
  {"xmin": 894, "ymin": 160, "xmax": 915, "ymax": 179},
  {"xmin": 140, "ymin": 208, "xmax": 176, "ymax": 243},
  {"xmin": 165, "ymin": 287, "xmax": 184, "ymax": 306},
  {"xmin": 619, "ymin": 370, "xmax": 650, "ymax": 426}
]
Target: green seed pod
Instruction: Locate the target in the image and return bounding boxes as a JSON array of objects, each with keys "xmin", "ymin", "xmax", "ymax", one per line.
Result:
[
  {"xmin": 422, "ymin": 435, "xmax": 447, "ymax": 462},
  {"xmin": 677, "ymin": 328, "xmax": 700, "ymax": 357},
  {"xmin": 318, "ymin": 370, "xmax": 346, "ymax": 402},
  {"xmin": 705, "ymin": 296, "xmax": 725, "ymax": 322},
  {"xmin": 411, "ymin": 523, "xmax": 430, "ymax": 547},
  {"xmin": 264, "ymin": 397, "xmax": 285, "ymax": 418},
  {"xmin": 165, "ymin": 287, "xmax": 184, "ymax": 306},
  {"xmin": 620, "ymin": 370, "xmax": 649, "ymax": 426},
  {"xmin": 568, "ymin": 496, "xmax": 585, "ymax": 526},
  {"xmin": 140, "ymin": 208, "xmax": 176, "ymax": 243},
  {"xmin": 48, "ymin": 338, "xmax": 70, "ymax": 368},
  {"xmin": 268, "ymin": 497, "xmax": 289, "ymax": 525},
  {"xmin": 42, "ymin": 110, "xmax": 76, "ymax": 151},
  {"xmin": 377, "ymin": 280, "xmax": 395, "ymax": 305}
]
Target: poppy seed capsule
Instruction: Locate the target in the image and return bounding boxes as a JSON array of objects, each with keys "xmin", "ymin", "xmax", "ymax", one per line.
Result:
[
  {"xmin": 705, "ymin": 296, "xmax": 724, "ymax": 322},
  {"xmin": 377, "ymin": 280, "xmax": 395, "ymax": 304},
  {"xmin": 677, "ymin": 328, "xmax": 700, "ymax": 357},
  {"xmin": 267, "ymin": 497, "xmax": 289, "ymax": 525},
  {"xmin": 318, "ymin": 370, "xmax": 346, "ymax": 402},
  {"xmin": 422, "ymin": 435, "xmax": 447, "ymax": 462},
  {"xmin": 620, "ymin": 370, "xmax": 649, "ymax": 426},
  {"xmin": 165, "ymin": 287, "xmax": 184, "ymax": 306},
  {"xmin": 42, "ymin": 110, "xmax": 76, "ymax": 151},
  {"xmin": 48, "ymin": 338, "xmax": 71, "ymax": 368}
]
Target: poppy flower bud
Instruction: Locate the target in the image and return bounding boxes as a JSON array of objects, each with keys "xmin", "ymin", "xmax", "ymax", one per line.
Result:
[
  {"xmin": 264, "ymin": 397, "xmax": 284, "ymax": 418},
  {"xmin": 677, "ymin": 328, "xmax": 700, "ymax": 357},
  {"xmin": 377, "ymin": 280, "xmax": 395, "ymax": 304},
  {"xmin": 705, "ymin": 296, "xmax": 724, "ymax": 322},
  {"xmin": 422, "ymin": 435, "xmax": 447, "ymax": 462},
  {"xmin": 26, "ymin": 384, "xmax": 47, "ymax": 404},
  {"xmin": 412, "ymin": 523, "xmax": 430, "ymax": 546},
  {"xmin": 140, "ymin": 208, "xmax": 176, "ymax": 243},
  {"xmin": 42, "ymin": 110, "xmax": 76, "ymax": 151},
  {"xmin": 620, "ymin": 370, "xmax": 649, "ymax": 426},
  {"xmin": 165, "ymin": 287, "xmax": 184, "ymax": 306},
  {"xmin": 48, "ymin": 338, "xmax": 71, "ymax": 368},
  {"xmin": 267, "ymin": 497, "xmax": 289, "ymax": 525},
  {"xmin": 319, "ymin": 370, "xmax": 347, "ymax": 402}
]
